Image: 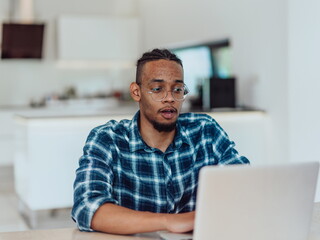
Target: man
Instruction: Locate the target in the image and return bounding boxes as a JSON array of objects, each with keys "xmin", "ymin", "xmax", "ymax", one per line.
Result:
[{"xmin": 72, "ymin": 49, "xmax": 249, "ymax": 234}]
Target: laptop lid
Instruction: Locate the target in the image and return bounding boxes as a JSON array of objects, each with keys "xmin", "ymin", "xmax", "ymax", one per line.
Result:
[{"xmin": 193, "ymin": 162, "xmax": 319, "ymax": 240}]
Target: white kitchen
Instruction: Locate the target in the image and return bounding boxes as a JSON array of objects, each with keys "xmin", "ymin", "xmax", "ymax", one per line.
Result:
[{"xmin": 0, "ymin": 0, "xmax": 320, "ymax": 237}]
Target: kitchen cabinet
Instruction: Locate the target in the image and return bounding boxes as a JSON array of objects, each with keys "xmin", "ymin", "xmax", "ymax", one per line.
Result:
[
  {"xmin": 0, "ymin": 109, "xmax": 25, "ymax": 166},
  {"xmin": 57, "ymin": 15, "xmax": 140, "ymax": 64}
]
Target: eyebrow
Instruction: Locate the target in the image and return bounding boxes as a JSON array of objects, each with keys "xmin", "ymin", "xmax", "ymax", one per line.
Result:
[{"xmin": 149, "ymin": 79, "xmax": 184, "ymax": 83}]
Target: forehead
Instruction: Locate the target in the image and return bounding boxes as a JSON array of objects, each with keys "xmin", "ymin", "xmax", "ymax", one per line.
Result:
[{"xmin": 141, "ymin": 59, "xmax": 183, "ymax": 84}]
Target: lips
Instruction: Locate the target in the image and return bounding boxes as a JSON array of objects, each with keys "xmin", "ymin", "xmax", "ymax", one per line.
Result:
[{"xmin": 159, "ymin": 107, "xmax": 177, "ymax": 119}]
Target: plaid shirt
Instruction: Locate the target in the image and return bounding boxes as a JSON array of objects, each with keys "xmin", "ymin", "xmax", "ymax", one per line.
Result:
[{"xmin": 72, "ymin": 111, "xmax": 249, "ymax": 231}]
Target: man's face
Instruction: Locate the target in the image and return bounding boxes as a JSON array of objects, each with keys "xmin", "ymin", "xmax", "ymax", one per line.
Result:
[{"xmin": 137, "ymin": 59, "xmax": 184, "ymax": 132}]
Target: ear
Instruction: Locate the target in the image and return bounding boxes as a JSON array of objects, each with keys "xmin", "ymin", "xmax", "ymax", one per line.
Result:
[{"xmin": 130, "ymin": 82, "xmax": 141, "ymax": 102}]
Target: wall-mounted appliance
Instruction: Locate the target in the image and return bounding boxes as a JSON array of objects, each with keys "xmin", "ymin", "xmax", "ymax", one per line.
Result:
[
  {"xmin": 0, "ymin": 0, "xmax": 45, "ymax": 59},
  {"xmin": 1, "ymin": 23, "xmax": 45, "ymax": 59}
]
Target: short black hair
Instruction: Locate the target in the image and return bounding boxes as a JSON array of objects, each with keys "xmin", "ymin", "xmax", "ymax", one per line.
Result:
[{"xmin": 135, "ymin": 48, "xmax": 183, "ymax": 84}]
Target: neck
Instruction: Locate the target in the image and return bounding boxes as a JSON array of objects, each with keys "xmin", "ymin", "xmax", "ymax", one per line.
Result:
[{"xmin": 139, "ymin": 116, "xmax": 176, "ymax": 153}]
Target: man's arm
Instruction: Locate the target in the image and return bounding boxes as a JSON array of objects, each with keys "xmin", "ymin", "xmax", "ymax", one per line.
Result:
[{"xmin": 91, "ymin": 203, "xmax": 195, "ymax": 235}]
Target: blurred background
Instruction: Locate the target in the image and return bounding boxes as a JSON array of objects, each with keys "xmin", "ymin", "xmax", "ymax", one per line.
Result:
[{"xmin": 0, "ymin": 0, "xmax": 319, "ymax": 233}]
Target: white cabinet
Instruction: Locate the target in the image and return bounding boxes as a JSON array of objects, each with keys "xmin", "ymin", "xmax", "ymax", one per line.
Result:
[
  {"xmin": 57, "ymin": 15, "xmax": 140, "ymax": 62},
  {"xmin": 207, "ymin": 112, "xmax": 269, "ymax": 166},
  {"xmin": 14, "ymin": 111, "xmax": 135, "ymax": 211},
  {"xmin": 0, "ymin": 110, "xmax": 20, "ymax": 166}
]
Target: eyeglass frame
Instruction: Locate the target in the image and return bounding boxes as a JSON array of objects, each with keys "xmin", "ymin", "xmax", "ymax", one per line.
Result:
[{"xmin": 137, "ymin": 83, "xmax": 190, "ymax": 102}]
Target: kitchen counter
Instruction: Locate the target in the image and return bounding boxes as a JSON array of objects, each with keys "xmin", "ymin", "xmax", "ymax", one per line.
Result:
[
  {"xmin": 14, "ymin": 105, "xmax": 139, "ymax": 119},
  {"xmin": 14, "ymin": 105, "xmax": 264, "ymax": 120}
]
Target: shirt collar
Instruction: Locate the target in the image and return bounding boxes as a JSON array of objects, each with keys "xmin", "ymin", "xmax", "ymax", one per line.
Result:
[
  {"xmin": 129, "ymin": 111, "xmax": 147, "ymax": 152},
  {"xmin": 171, "ymin": 120, "xmax": 192, "ymax": 150},
  {"xmin": 128, "ymin": 111, "xmax": 191, "ymax": 152}
]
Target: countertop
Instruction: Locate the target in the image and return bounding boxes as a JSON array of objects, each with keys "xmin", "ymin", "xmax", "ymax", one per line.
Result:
[
  {"xmin": 14, "ymin": 105, "xmax": 139, "ymax": 119},
  {"xmin": 12, "ymin": 106, "xmax": 265, "ymax": 120},
  {"xmin": 1, "ymin": 98, "xmax": 264, "ymax": 120}
]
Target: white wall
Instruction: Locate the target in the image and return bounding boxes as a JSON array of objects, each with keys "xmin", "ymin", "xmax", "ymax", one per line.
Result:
[
  {"xmin": 0, "ymin": 0, "xmax": 138, "ymax": 106},
  {"xmin": 288, "ymin": 0, "xmax": 320, "ymax": 201},
  {"xmin": 138, "ymin": 0, "xmax": 289, "ymax": 165},
  {"xmin": 288, "ymin": 0, "xmax": 320, "ymax": 163}
]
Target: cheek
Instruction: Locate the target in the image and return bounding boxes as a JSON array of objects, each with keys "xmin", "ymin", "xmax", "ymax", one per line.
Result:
[
  {"xmin": 175, "ymin": 101, "xmax": 183, "ymax": 111},
  {"xmin": 140, "ymin": 95, "xmax": 156, "ymax": 112}
]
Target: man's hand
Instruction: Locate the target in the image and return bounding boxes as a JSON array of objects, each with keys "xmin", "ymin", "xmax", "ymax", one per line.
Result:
[
  {"xmin": 91, "ymin": 203, "xmax": 195, "ymax": 235},
  {"xmin": 163, "ymin": 211, "xmax": 195, "ymax": 233}
]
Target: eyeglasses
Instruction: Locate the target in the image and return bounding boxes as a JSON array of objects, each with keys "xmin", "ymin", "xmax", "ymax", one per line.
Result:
[{"xmin": 139, "ymin": 84, "xmax": 189, "ymax": 102}]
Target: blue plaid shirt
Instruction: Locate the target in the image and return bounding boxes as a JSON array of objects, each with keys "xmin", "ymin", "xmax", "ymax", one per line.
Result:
[{"xmin": 72, "ymin": 111, "xmax": 249, "ymax": 231}]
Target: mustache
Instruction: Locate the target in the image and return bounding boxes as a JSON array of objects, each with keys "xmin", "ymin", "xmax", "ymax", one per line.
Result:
[{"xmin": 159, "ymin": 107, "xmax": 178, "ymax": 113}]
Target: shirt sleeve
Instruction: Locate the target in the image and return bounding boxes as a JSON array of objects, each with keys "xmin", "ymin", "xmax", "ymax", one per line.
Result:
[
  {"xmin": 71, "ymin": 127, "xmax": 118, "ymax": 231},
  {"xmin": 207, "ymin": 117, "xmax": 250, "ymax": 165}
]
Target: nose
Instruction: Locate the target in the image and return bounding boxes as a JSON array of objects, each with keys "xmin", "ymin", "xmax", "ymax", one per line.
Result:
[{"xmin": 163, "ymin": 90, "xmax": 175, "ymax": 102}]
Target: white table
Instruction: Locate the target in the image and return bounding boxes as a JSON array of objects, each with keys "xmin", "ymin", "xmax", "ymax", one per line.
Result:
[{"xmin": 0, "ymin": 202, "xmax": 319, "ymax": 240}]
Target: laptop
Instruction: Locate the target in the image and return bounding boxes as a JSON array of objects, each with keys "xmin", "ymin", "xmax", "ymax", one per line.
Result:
[{"xmin": 159, "ymin": 162, "xmax": 319, "ymax": 240}]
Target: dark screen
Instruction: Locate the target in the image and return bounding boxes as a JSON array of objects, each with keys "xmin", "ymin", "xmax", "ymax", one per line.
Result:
[{"xmin": 1, "ymin": 23, "xmax": 45, "ymax": 59}]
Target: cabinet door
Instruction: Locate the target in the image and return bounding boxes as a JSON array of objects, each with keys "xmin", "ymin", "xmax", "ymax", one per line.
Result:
[
  {"xmin": 57, "ymin": 15, "xmax": 140, "ymax": 61},
  {"xmin": 0, "ymin": 111, "xmax": 16, "ymax": 166}
]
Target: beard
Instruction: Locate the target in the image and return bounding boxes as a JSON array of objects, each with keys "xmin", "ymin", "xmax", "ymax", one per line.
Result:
[
  {"xmin": 143, "ymin": 113, "xmax": 177, "ymax": 132},
  {"xmin": 150, "ymin": 119, "xmax": 177, "ymax": 132}
]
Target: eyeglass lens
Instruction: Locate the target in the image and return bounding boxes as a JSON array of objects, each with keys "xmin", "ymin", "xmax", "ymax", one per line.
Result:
[{"xmin": 149, "ymin": 85, "xmax": 188, "ymax": 101}]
